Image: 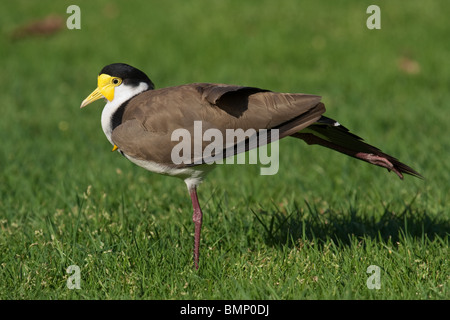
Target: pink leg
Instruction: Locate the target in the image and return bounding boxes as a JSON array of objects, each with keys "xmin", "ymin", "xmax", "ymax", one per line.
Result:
[
  {"xmin": 355, "ymin": 152, "xmax": 403, "ymax": 179},
  {"xmin": 189, "ymin": 186, "xmax": 203, "ymax": 270}
]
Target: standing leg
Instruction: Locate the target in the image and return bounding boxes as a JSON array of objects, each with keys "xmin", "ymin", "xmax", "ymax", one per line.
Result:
[{"xmin": 189, "ymin": 186, "xmax": 203, "ymax": 269}]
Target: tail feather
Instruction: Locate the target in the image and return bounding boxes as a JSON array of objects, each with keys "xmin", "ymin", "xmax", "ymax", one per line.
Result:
[{"xmin": 292, "ymin": 116, "xmax": 422, "ymax": 179}]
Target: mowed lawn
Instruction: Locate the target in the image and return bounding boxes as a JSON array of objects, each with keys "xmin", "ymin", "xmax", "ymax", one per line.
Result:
[{"xmin": 0, "ymin": 0, "xmax": 448, "ymax": 300}]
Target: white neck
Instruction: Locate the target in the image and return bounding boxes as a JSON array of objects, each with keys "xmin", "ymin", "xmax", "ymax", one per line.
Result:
[{"xmin": 101, "ymin": 82, "xmax": 149, "ymax": 144}]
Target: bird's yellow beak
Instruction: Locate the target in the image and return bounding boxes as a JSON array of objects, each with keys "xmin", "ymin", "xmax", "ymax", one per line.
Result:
[{"xmin": 80, "ymin": 74, "xmax": 121, "ymax": 108}]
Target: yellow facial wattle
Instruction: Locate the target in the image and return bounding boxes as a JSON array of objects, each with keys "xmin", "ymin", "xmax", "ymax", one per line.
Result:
[{"xmin": 80, "ymin": 74, "xmax": 122, "ymax": 108}]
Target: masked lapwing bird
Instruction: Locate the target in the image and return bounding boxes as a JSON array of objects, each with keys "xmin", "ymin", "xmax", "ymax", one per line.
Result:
[{"xmin": 81, "ymin": 63, "xmax": 422, "ymax": 269}]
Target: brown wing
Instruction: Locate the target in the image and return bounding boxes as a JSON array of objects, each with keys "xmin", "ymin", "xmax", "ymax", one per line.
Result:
[{"xmin": 111, "ymin": 83, "xmax": 325, "ymax": 167}]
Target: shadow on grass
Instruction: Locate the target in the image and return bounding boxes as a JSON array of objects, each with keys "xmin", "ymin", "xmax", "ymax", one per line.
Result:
[{"xmin": 252, "ymin": 199, "xmax": 450, "ymax": 247}]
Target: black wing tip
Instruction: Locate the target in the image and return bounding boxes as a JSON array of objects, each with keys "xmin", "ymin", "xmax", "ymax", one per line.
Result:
[
  {"xmin": 314, "ymin": 116, "xmax": 424, "ymax": 181},
  {"xmin": 399, "ymin": 167, "xmax": 424, "ymax": 180},
  {"xmin": 389, "ymin": 158, "xmax": 423, "ymax": 180}
]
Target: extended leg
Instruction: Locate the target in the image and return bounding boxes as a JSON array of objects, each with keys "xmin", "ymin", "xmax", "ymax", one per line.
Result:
[
  {"xmin": 189, "ymin": 186, "xmax": 203, "ymax": 269},
  {"xmin": 292, "ymin": 132, "xmax": 422, "ymax": 179}
]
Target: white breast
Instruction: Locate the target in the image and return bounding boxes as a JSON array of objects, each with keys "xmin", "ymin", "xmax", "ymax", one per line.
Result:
[
  {"xmin": 100, "ymin": 81, "xmax": 212, "ymax": 186},
  {"xmin": 101, "ymin": 82, "xmax": 150, "ymax": 145},
  {"xmin": 124, "ymin": 153, "xmax": 215, "ymax": 187}
]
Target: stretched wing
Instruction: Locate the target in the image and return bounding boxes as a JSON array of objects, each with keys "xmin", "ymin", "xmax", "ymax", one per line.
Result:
[{"xmin": 293, "ymin": 116, "xmax": 422, "ymax": 179}]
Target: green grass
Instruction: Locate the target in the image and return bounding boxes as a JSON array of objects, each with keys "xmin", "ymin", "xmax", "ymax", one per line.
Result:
[{"xmin": 0, "ymin": 0, "xmax": 449, "ymax": 299}]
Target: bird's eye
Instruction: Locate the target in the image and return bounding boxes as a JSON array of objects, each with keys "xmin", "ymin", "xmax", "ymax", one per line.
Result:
[{"xmin": 112, "ymin": 78, "xmax": 121, "ymax": 85}]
